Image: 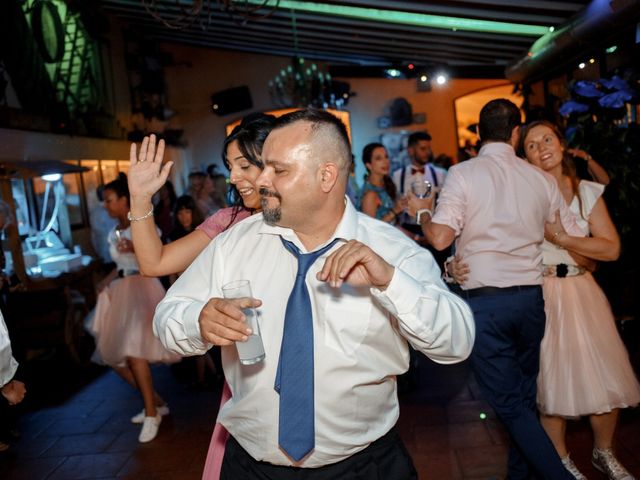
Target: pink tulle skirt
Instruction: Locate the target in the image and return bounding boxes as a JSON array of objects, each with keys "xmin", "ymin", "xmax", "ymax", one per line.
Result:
[
  {"xmin": 537, "ymin": 272, "xmax": 640, "ymax": 417},
  {"xmin": 92, "ymin": 275, "xmax": 180, "ymax": 367}
]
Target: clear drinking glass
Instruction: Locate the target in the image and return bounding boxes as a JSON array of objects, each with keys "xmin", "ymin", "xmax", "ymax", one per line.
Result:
[
  {"xmin": 221, "ymin": 279, "xmax": 265, "ymax": 365},
  {"xmin": 411, "ymin": 179, "xmax": 432, "ymax": 199}
]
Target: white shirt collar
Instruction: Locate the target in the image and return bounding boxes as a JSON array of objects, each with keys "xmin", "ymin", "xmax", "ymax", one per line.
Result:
[
  {"xmin": 257, "ymin": 195, "xmax": 358, "ymax": 253},
  {"xmin": 478, "ymin": 142, "xmax": 516, "ymax": 156}
]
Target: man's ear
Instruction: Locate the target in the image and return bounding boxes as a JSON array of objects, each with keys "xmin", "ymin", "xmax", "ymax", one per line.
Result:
[
  {"xmin": 510, "ymin": 125, "xmax": 521, "ymax": 148},
  {"xmin": 319, "ymin": 163, "xmax": 339, "ymax": 193}
]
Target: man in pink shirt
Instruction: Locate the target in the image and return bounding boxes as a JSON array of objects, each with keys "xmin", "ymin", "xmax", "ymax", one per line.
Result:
[{"xmin": 408, "ymin": 99, "xmax": 580, "ymax": 479}]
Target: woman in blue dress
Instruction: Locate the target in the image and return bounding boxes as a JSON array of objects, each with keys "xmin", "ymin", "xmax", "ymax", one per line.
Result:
[{"xmin": 359, "ymin": 143, "xmax": 405, "ymax": 224}]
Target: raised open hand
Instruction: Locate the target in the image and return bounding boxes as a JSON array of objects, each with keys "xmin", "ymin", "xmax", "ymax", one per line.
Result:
[{"xmin": 128, "ymin": 134, "xmax": 174, "ymax": 200}]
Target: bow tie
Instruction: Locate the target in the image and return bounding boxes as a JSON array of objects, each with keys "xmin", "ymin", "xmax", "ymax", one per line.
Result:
[{"xmin": 411, "ymin": 167, "xmax": 425, "ymax": 175}]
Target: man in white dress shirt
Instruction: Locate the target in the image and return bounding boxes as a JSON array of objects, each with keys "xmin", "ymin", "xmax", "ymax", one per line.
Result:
[{"xmin": 153, "ymin": 109, "xmax": 475, "ymax": 479}]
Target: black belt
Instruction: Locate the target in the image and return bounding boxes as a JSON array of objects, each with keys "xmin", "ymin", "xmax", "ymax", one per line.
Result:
[
  {"xmin": 222, "ymin": 427, "xmax": 414, "ymax": 477},
  {"xmin": 452, "ymin": 284, "xmax": 540, "ymax": 299}
]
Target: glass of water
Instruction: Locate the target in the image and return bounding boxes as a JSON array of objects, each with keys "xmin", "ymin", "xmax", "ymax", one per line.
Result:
[
  {"xmin": 411, "ymin": 180, "xmax": 432, "ymax": 199},
  {"xmin": 222, "ymin": 279, "xmax": 265, "ymax": 365}
]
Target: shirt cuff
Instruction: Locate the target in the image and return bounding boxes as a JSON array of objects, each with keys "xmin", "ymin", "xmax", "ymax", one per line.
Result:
[
  {"xmin": 183, "ymin": 301, "xmax": 209, "ymax": 346},
  {"xmin": 371, "ymin": 267, "xmax": 423, "ymax": 316}
]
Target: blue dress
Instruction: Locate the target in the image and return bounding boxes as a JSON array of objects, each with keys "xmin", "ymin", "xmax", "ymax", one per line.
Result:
[{"xmin": 359, "ymin": 182, "xmax": 395, "ymax": 220}]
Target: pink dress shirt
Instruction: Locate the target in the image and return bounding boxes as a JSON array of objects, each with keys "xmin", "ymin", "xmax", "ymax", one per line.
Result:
[{"xmin": 432, "ymin": 142, "xmax": 582, "ymax": 290}]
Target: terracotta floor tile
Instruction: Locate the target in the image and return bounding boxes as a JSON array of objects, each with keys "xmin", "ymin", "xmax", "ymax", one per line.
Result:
[
  {"xmin": 4, "ymin": 351, "xmax": 639, "ymax": 480},
  {"xmin": 5, "ymin": 435, "xmax": 59, "ymax": 460},
  {"xmin": 411, "ymin": 451, "xmax": 463, "ymax": 480},
  {"xmin": 34, "ymin": 400, "xmax": 104, "ymax": 421},
  {"xmin": 47, "ymin": 453, "xmax": 130, "ymax": 480},
  {"xmin": 15, "ymin": 413, "xmax": 57, "ymax": 440},
  {"xmin": 116, "ymin": 444, "xmax": 198, "ymax": 477},
  {"xmin": 42, "ymin": 432, "xmax": 118, "ymax": 456},
  {"xmin": 484, "ymin": 419, "xmax": 509, "ymax": 446},
  {"xmin": 145, "ymin": 471, "xmax": 202, "ymax": 480},
  {"xmin": 400, "ymin": 403, "xmax": 448, "ymax": 427},
  {"xmin": 414, "ymin": 421, "xmax": 492, "ymax": 454},
  {"xmin": 445, "ymin": 400, "xmax": 495, "ymax": 424},
  {"xmin": 103, "ymin": 430, "xmax": 144, "ymax": 454},
  {"xmin": 39, "ymin": 415, "xmax": 112, "ymax": 437},
  {"xmin": 0, "ymin": 456, "xmax": 66, "ymax": 480},
  {"xmin": 455, "ymin": 444, "xmax": 509, "ymax": 478}
]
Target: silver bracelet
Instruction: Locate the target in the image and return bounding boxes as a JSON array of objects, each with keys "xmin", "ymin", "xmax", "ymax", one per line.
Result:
[{"xmin": 127, "ymin": 205, "xmax": 154, "ymax": 222}]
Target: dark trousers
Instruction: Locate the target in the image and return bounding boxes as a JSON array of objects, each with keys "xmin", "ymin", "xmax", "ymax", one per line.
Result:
[
  {"xmin": 458, "ymin": 286, "xmax": 572, "ymax": 480},
  {"xmin": 220, "ymin": 428, "xmax": 417, "ymax": 480}
]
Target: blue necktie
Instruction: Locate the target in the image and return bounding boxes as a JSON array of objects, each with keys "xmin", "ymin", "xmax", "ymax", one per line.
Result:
[{"xmin": 275, "ymin": 237, "xmax": 340, "ymax": 461}]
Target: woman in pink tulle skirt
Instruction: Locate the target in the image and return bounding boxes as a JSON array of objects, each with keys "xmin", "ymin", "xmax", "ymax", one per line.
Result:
[
  {"xmin": 127, "ymin": 113, "xmax": 276, "ymax": 479},
  {"xmin": 92, "ymin": 174, "xmax": 179, "ymax": 444},
  {"xmin": 451, "ymin": 121, "xmax": 640, "ymax": 479},
  {"xmin": 524, "ymin": 121, "xmax": 640, "ymax": 478}
]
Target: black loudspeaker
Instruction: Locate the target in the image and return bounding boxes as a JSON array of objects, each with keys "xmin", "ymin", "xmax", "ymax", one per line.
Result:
[
  {"xmin": 210, "ymin": 86, "xmax": 253, "ymax": 116},
  {"xmin": 389, "ymin": 97, "xmax": 413, "ymax": 127}
]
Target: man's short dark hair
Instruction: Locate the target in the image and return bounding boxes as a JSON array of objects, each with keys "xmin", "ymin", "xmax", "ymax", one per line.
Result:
[
  {"xmin": 272, "ymin": 108, "xmax": 351, "ymax": 168},
  {"xmin": 407, "ymin": 131, "xmax": 432, "ymax": 148},
  {"xmin": 478, "ymin": 99, "xmax": 521, "ymax": 143}
]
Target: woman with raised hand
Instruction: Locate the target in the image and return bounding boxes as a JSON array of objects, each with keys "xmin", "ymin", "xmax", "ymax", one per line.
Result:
[
  {"xmin": 448, "ymin": 121, "xmax": 640, "ymax": 480},
  {"xmin": 91, "ymin": 173, "xmax": 179, "ymax": 444},
  {"xmin": 127, "ymin": 112, "xmax": 275, "ymax": 479},
  {"xmin": 128, "ymin": 114, "xmax": 274, "ymax": 278}
]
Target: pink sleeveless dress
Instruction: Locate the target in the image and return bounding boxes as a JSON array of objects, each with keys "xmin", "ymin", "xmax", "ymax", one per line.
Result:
[{"xmin": 196, "ymin": 207, "xmax": 251, "ymax": 479}]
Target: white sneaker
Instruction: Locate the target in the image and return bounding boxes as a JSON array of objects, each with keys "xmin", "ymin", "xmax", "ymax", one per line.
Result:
[
  {"xmin": 592, "ymin": 447, "xmax": 635, "ymax": 480},
  {"xmin": 130, "ymin": 404, "xmax": 170, "ymax": 424},
  {"xmin": 561, "ymin": 454, "xmax": 588, "ymax": 480},
  {"xmin": 138, "ymin": 414, "xmax": 162, "ymax": 443}
]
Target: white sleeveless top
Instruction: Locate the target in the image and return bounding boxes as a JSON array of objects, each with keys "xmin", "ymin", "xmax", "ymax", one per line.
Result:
[{"xmin": 541, "ymin": 180, "xmax": 604, "ymax": 266}]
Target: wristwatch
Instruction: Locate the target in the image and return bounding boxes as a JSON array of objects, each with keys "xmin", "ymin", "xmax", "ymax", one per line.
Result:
[{"xmin": 416, "ymin": 208, "xmax": 433, "ymax": 224}]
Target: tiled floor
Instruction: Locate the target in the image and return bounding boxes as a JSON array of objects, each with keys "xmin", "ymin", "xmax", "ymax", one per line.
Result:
[{"xmin": 1, "ymin": 350, "xmax": 639, "ymax": 479}]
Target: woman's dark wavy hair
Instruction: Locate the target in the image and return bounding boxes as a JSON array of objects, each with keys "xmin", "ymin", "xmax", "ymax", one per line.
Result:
[
  {"xmin": 104, "ymin": 172, "xmax": 130, "ymax": 204},
  {"xmin": 519, "ymin": 120, "xmax": 585, "ymax": 219},
  {"xmin": 362, "ymin": 142, "xmax": 397, "ymax": 201},
  {"xmin": 221, "ymin": 112, "xmax": 276, "ymax": 228}
]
